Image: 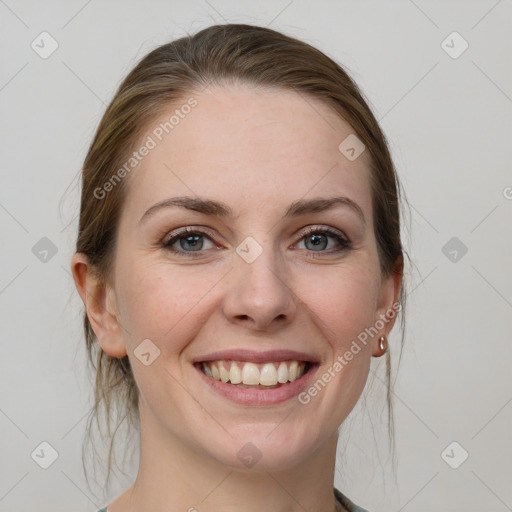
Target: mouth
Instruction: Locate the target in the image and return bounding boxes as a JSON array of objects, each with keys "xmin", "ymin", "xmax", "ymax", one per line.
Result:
[
  {"xmin": 192, "ymin": 349, "xmax": 320, "ymax": 405},
  {"xmin": 195, "ymin": 359, "xmax": 314, "ymax": 389}
]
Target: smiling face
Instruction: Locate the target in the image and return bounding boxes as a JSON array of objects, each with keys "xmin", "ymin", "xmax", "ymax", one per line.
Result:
[{"xmin": 92, "ymin": 83, "xmax": 399, "ymax": 471}]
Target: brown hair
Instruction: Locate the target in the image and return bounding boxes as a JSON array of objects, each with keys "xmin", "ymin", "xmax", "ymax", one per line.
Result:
[{"xmin": 75, "ymin": 23, "xmax": 407, "ymax": 489}]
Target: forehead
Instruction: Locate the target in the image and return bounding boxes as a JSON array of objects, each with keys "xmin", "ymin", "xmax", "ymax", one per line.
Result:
[{"xmin": 122, "ymin": 84, "xmax": 372, "ymax": 222}]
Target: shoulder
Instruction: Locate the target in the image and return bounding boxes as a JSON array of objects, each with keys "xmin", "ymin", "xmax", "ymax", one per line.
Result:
[
  {"xmin": 97, "ymin": 492, "xmax": 364, "ymax": 512},
  {"xmin": 334, "ymin": 487, "xmax": 371, "ymax": 512}
]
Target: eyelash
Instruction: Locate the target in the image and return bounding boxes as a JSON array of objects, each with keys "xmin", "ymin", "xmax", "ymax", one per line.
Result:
[{"xmin": 161, "ymin": 226, "xmax": 352, "ymax": 258}]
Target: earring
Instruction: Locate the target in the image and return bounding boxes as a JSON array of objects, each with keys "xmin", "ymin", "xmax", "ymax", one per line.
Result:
[{"xmin": 379, "ymin": 335, "xmax": 388, "ymax": 354}]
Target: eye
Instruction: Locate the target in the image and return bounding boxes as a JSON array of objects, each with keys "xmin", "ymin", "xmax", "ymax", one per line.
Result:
[
  {"xmin": 162, "ymin": 225, "xmax": 351, "ymax": 258},
  {"xmin": 295, "ymin": 226, "xmax": 351, "ymax": 254},
  {"xmin": 162, "ymin": 227, "xmax": 218, "ymax": 257}
]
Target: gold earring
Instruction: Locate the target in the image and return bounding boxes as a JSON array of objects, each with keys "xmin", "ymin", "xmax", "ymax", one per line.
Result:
[{"xmin": 379, "ymin": 335, "xmax": 388, "ymax": 353}]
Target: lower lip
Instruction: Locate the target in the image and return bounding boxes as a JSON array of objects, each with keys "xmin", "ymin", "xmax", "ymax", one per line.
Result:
[{"xmin": 194, "ymin": 363, "xmax": 319, "ymax": 406}]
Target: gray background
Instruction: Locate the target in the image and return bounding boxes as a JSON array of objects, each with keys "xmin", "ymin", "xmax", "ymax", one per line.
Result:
[{"xmin": 1, "ymin": 1, "xmax": 511, "ymax": 511}]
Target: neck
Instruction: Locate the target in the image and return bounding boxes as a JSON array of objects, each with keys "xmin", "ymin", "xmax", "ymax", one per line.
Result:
[{"xmin": 109, "ymin": 402, "xmax": 342, "ymax": 512}]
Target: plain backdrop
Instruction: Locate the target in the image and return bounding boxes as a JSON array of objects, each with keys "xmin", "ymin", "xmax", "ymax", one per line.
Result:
[{"xmin": 1, "ymin": 1, "xmax": 511, "ymax": 511}]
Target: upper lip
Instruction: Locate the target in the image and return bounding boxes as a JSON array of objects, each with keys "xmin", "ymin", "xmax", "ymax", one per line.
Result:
[{"xmin": 192, "ymin": 349, "xmax": 319, "ymax": 364}]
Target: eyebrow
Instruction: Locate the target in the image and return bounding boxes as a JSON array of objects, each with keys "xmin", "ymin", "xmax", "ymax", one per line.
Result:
[{"xmin": 138, "ymin": 195, "xmax": 366, "ymax": 225}]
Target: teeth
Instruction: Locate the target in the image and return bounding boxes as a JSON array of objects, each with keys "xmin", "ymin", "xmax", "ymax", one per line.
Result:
[
  {"xmin": 219, "ymin": 364, "xmax": 230, "ymax": 383},
  {"xmin": 260, "ymin": 363, "xmax": 278, "ymax": 386},
  {"xmin": 277, "ymin": 362, "xmax": 288, "ymax": 383},
  {"xmin": 242, "ymin": 362, "xmax": 260, "ymax": 385},
  {"xmin": 201, "ymin": 360, "xmax": 307, "ymax": 386},
  {"xmin": 289, "ymin": 360, "xmax": 298, "ymax": 382},
  {"xmin": 229, "ymin": 362, "xmax": 242, "ymax": 384}
]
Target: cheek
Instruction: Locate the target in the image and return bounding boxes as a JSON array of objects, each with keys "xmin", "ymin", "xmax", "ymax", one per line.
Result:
[
  {"xmin": 298, "ymin": 263, "xmax": 380, "ymax": 352},
  {"xmin": 115, "ymin": 262, "xmax": 220, "ymax": 406},
  {"xmin": 116, "ymin": 260, "xmax": 222, "ymax": 352}
]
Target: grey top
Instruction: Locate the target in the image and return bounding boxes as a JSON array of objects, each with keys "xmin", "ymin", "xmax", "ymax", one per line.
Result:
[{"xmin": 96, "ymin": 488, "xmax": 370, "ymax": 512}]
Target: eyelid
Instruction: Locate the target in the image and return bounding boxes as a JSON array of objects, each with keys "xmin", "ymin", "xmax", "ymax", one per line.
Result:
[
  {"xmin": 161, "ymin": 225, "xmax": 218, "ymax": 246},
  {"xmin": 162, "ymin": 224, "xmax": 351, "ymax": 257},
  {"xmin": 296, "ymin": 224, "xmax": 349, "ymax": 242}
]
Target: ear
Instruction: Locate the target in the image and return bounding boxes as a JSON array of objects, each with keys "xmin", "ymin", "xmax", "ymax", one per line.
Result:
[
  {"xmin": 70, "ymin": 252, "xmax": 127, "ymax": 358},
  {"xmin": 372, "ymin": 255, "xmax": 403, "ymax": 357}
]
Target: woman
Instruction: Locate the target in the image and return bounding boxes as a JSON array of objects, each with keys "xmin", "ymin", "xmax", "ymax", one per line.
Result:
[{"xmin": 71, "ymin": 23, "xmax": 405, "ymax": 512}]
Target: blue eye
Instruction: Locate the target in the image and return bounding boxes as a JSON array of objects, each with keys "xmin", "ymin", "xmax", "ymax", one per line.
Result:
[
  {"xmin": 162, "ymin": 226, "xmax": 351, "ymax": 257},
  {"xmin": 296, "ymin": 227, "xmax": 351, "ymax": 253},
  {"xmin": 162, "ymin": 228, "xmax": 216, "ymax": 256}
]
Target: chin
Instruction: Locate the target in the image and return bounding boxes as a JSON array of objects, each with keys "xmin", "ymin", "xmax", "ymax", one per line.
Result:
[{"xmin": 206, "ymin": 431, "xmax": 322, "ymax": 473}]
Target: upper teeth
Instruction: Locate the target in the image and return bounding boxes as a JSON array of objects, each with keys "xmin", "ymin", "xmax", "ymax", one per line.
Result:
[{"xmin": 201, "ymin": 360, "xmax": 307, "ymax": 386}]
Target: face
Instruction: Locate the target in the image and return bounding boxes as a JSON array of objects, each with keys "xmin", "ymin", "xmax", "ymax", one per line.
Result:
[{"xmin": 88, "ymin": 84, "xmax": 399, "ymax": 471}]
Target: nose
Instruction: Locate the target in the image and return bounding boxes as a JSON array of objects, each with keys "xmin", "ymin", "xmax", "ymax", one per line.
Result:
[{"xmin": 221, "ymin": 243, "xmax": 297, "ymax": 332}]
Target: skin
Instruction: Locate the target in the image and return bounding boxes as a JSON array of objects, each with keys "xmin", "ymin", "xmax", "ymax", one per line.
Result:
[{"xmin": 71, "ymin": 84, "xmax": 402, "ymax": 512}]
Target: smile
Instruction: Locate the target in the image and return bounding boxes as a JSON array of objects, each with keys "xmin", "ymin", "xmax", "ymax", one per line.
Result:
[
  {"xmin": 200, "ymin": 360, "xmax": 310, "ymax": 388},
  {"xmin": 194, "ymin": 356, "xmax": 318, "ymax": 405}
]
